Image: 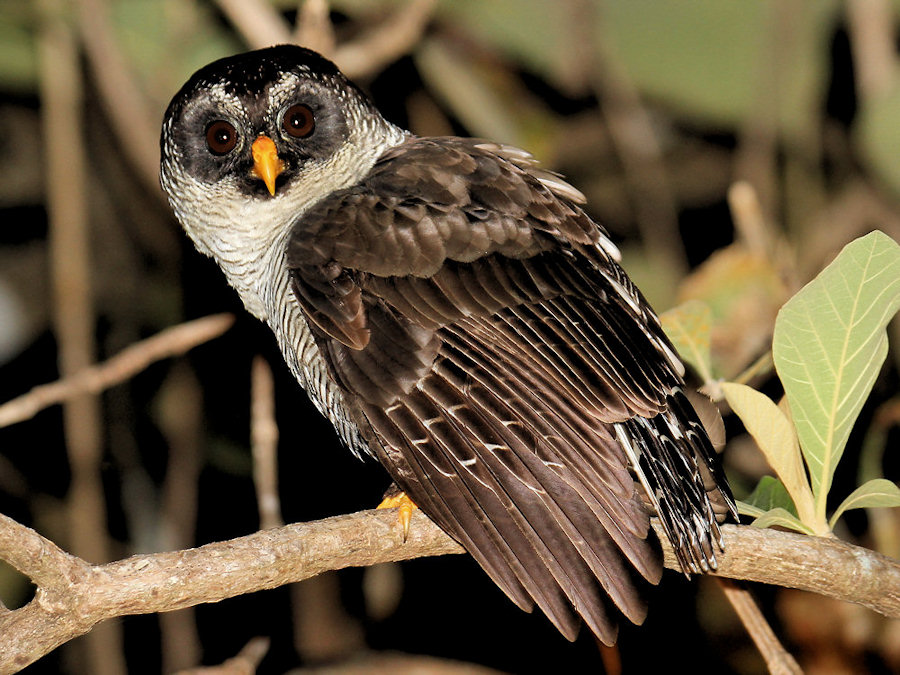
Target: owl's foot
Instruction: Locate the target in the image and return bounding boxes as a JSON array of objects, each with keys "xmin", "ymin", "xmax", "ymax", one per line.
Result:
[{"xmin": 377, "ymin": 486, "xmax": 418, "ymax": 541}]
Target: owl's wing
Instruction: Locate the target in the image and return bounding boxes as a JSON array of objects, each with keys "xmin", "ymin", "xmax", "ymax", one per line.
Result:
[{"xmin": 286, "ymin": 137, "xmax": 736, "ymax": 643}]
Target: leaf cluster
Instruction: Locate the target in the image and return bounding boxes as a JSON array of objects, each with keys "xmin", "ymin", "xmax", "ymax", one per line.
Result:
[{"xmin": 663, "ymin": 231, "xmax": 900, "ymax": 536}]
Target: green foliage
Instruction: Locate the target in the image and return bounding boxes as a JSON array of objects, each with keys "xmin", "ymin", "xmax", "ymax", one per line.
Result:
[
  {"xmin": 439, "ymin": 0, "xmax": 839, "ymax": 137},
  {"xmin": 666, "ymin": 232, "xmax": 900, "ymax": 537},
  {"xmin": 774, "ymin": 231, "xmax": 900, "ymax": 526},
  {"xmin": 2, "ymin": 0, "xmax": 239, "ymax": 100},
  {"xmin": 0, "ymin": 2, "xmax": 38, "ymax": 93},
  {"xmin": 413, "ymin": 37, "xmax": 557, "ymax": 154},
  {"xmin": 722, "ymin": 381, "xmax": 817, "ymax": 530},
  {"xmin": 829, "ymin": 479, "xmax": 900, "ymax": 530},
  {"xmin": 438, "ymin": 0, "xmax": 582, "ymax": 93},
  {"xmin": 741, "ymin": 476, "xmax": 799, "ymax": 518}
]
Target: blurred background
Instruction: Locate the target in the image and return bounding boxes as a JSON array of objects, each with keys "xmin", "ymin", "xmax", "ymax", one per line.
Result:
[{"xmin": 1, "ymin": 0, "xmax": 899, "ymax": 673}]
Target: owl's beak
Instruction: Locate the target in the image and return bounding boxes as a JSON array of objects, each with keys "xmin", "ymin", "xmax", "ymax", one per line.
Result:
[{"xmin": 251, "ymin": 135, "xmax": 284, "ymax": 196}]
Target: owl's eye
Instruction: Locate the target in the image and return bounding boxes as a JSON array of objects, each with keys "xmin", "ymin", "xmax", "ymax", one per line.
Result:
[
  {"xmin": 205, "ymin": 120, "xmax": 238, "ymax": 155},
  {"xmin": 282, "ymin": 104, "xmax": 315, "ymax": 138}
]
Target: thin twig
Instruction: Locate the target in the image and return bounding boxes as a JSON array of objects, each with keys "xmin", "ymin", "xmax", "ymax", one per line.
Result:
[
  {"xmin": 251, "ymin": 356, "xmax": 283, "ymax": 530},
  {"xmin": 591, "ymin": 2, "xmax": 687, "ymax": 276},
  {"xmin": 732, "ymin": 1, "xmax": 793, "ymax": 226},
  {"xmin": 173, "ymin": 636, "xmax": 270, "ymax": 675},
  {"xmin": 0, "ymin": 314, "xmax": 235, "ymax": 429},
  {"xmin": 846, "ymin": 0, "xmax": 897, "ymax": 102},
  {"xmin": 217, "ymin": 0, "xmax": 435, "ymax": 81},
  {"xmin": 157, "ymin": 365, "xmax": 205, "ymax": 673},
  {"xmin": 334, "ymin": 0, "xmax": 437, "ymax": 80},
  {"xmin": 294, "ymin": 0, "xmax": 336, "ymax": 56},
  {"xmin": 731, "ymin": 350, "xmax": 775, "ymax": 388},
  {"xmin": 717, "ymin": 579, "xmax": 803, "ymax": 675},
  {"xmin": 215, "ymin": 0, "xmax": 292, "ymax": 49},
  {"xmin": 728, "ymin": 181, "xmax": 775, "ymax": 259},
  {"xmin": 74, "ymin": 0, "xmax": 161, "ymax": 194}
]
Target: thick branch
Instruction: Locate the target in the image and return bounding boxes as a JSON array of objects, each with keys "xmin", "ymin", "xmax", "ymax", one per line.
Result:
[
  {"xmin": 1, "ymin": 511, "xmax": 898, "ymax": 673},
  {"xmin": 0, "ymin": 509, "xmax": 460, "ymax": 672},
  {"xmin": 655, "ymin": 521, "xmax": 900, "ymax": 617}
]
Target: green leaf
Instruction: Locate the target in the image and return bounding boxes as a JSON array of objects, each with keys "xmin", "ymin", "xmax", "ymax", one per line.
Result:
[
  {"xmin": 722, "ymin": 382, "xmax": 819, "ymax": 529},
  {"xmin": 750, "ymin": 508, "xmax": 814, "ymax": 535},
  {"xmin": 773, "ymin": 231, "xmax": 900, "ymax": 521},
  {"xmin": 736, "ymin": 501, "xmax": 765, "ymax": 518},
  {"xmin": 110, "ymin": 0, "xmax": 241, "ymax": 99},
  {"xmin": 660, "ymin": 301, "xmax": 714, "ymax": 384},
  {"xmin": 742, "ymin": 476, "xmax": 798, "ymax": 517},
  {"xmin": 830, "ymin": 479, "xmax": 900, "ymax": 529}
]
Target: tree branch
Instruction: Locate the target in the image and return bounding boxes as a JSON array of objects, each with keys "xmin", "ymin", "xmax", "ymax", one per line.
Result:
[
  {"xmin": 1, "ymin": 509, "xmax": 898, "ymax": 673},
  {"xmin": 74, "ymin": 0, "xmax": 163, "ymax": 195},
  {"xmin": 214, "ymin": 0, "xmax": 293, "ymax": 49},
  {"xmin": 658, "ymin": 523, "xmax": 900, "ymax": 617},
  {"xmin": 717, "ymin": 579, "xmax": 802, "ymax": 675},
  {"xmin": 216, "ymin": 0, "xmax": 436, "ymax": 81},
  {"xmin": 250, "ymin": 356, "xmax": 283, "ymax": 530},
  {"xmin": 0, "ymin": 314, "xmax": 235, "ymax": 429},
  {"xmin": 333, "ymin": 0, "xmax": 437, "ymax": 80}
]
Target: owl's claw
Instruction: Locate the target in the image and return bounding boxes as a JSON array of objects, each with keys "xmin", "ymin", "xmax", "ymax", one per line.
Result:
[{"xmin": 377, "ymin": 489, "xmax": 418, "ymax": 541}]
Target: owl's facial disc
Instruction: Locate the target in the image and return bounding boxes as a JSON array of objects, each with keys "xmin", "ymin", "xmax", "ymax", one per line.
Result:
[
  {"xmin": 161, "ymin": 52, "xmax": 358, "ymax": 202},
  {"xmin": 160, "ymin": 44, "xmax": 408, "ymax": 254}
]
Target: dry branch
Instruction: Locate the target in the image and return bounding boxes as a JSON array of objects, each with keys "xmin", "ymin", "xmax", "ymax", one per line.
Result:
[
  {"xmin": 215, "ymin": 0, "xmax": 293, "ymax": 49},
  {"xmin": 658, "ymin": 524, "xmax": 900, "ymax": 617},
  {"xmin": 2, "ymin": 507, "xmax": 899, "ymax": 673},
  {"xmin": 333, "ymin": 0, "xmax": 437, "ymax": 80},
  {"xmin": 251, "ymin": 356, "xmax": 283, "ymax": 530},
  {"xmin": 216, "ymin": 0, "xmax": 436, "ymax": 81},
  {"xmin": 294, "ymin": 0, "xmax": 336, "ymax": 56},
  {"xmin": 173, "ymin": 636, "xmax": 270, "ymax": 675},
  {"xmin": 0, "ymin": 314, "xmax": 235, "ymax": 429},
  {"xmin": 717, "ymin": 579, "xmax": 802, "ymax": 675},
  {"xmin": 75, "ymin": 0, "xmax": 162, "ymax": 193},
  {"xmin": 591, "ymin": 5, "xmax": 685, "ymax": 276}
]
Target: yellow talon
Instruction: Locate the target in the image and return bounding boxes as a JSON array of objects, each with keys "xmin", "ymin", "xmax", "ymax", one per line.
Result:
[{"xmin": 377, "ymin": 490, "xmax": 418, "ymax": 541}]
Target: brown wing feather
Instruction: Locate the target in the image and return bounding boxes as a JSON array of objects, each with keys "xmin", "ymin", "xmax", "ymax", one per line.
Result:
[{"xmin": 286, "ymin": 136, "xmax": 735, "ymax": 642}]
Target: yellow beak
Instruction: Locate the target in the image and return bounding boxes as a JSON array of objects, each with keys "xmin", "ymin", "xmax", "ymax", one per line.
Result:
[{"xmin": 251, "ymin": 135, "xmax": 285, "ymax": 196}]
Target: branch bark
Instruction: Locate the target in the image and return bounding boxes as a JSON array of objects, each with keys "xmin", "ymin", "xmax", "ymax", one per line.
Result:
[{"xmin": 1, "ymin": 508, "xmax": 898, "ymax": 673}]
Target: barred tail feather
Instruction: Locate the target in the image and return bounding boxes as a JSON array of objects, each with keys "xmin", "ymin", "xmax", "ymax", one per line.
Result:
[{"xmin": 614, "ymin": 387, "xmax": 738, "ymax": 575}]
